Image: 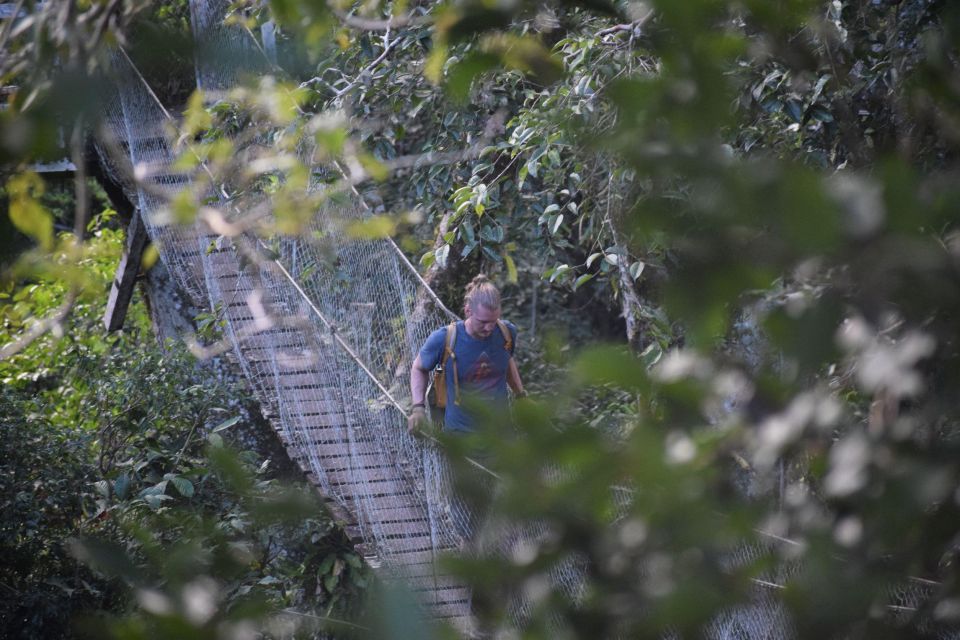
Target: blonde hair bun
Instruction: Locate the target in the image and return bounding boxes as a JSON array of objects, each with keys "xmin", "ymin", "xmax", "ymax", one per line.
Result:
[{"xmin": 464, "ymin": 273, "xmax": 501, "ymax": 311}]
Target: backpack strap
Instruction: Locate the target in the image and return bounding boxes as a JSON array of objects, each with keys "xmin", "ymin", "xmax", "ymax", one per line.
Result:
[
  {"xmin": 496, "ymin": 320, "xmax": 513, "ymax": 354},
  {"xmin": 441, "ymin": 322, "xmax": 460, "ymax": 406}
]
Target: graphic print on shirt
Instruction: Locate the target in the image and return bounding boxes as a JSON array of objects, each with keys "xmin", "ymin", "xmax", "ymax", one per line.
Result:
[{"xmin": 465, "ymin": 351, "xmax": 498, "ymax": 391}]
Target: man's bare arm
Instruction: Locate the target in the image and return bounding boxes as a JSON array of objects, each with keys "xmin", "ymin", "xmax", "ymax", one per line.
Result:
[
  {"xmin": 507, "ymin": 357, "xmax": 525, "ymax": 397},
  {"xmin": 407, "ymin": 354, "xmax": 430, "ymax": 434},
  {"xmin": 410, "ymin": 354, "xmax": 430, "ymax": 405}
]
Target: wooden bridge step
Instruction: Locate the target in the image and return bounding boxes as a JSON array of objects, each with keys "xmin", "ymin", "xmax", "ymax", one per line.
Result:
[
  {"xmin": 333, "ymin": 472, "xmax": 411, "ymax": 492},
  {"xmin": 345, "ymin": 491, "xmax": 424, "ymax": 511},
  {"xmin": 385, "ymin": 547, "xmax": 452, "ymax": 565},
  {"xmin": 319, "ymin": 464, "xmax": 409, "ymax": 486},
  {"xmin": 242, "ymin": 348, "xmax": 326, "ymax": 367},
  {"xmin": 285, "ymin": 401, "xmax": 352, "ymax": 416},
  {"xmin": 228, "ymin": 327, "xmax": 304, "ymax": 343},
  {"xmin": 321, "ymin": 460, "xmax": 408, "ymax": 476},
  {"xmin": 425, "ymin": 605, "xmax": 472, "ymax": 621},
  {"xmin": 381, "ymin": 578, "xmax": 468, "ymax": 601},
  {"xmin": 382, "ymin": 542, "xmax": 439, "ymax": 559},
  {"xmin": 297, "ymin": 417, "xmax": 358, "ymax": 431},
  {"xmin": 300, "ymin": 431, "xmax": 381, "ymax": 445},
  {"xmin": 286, "ymin": 441, "xmax": 384, "ymax": 461},
  {"xmin": 392, "ymin": 560, "xmax": 470, "ymax": 582},
  {"xmin": 404, "ymin": 577, "xmax": 469, "ymax": 597},
  {"xmin": 323, "ymin": 469, "xmax": 410, "ymax": 492},
  {"xmin": 290, "ymin": 448, "xmax": 389, "ymax": 466},
  {"xmin": 279, "ymin": 398, "xmax": 351, "ymax": 415},
  {"xmin": 370, "ymin": 519, "xmax": 432, "ymax": 542},
  {"xmin": 424, "ymin": 588, "xmax": 471, "ymax": 605},
  {"xmin": 270, "ymin": 371, "xmax": 340, "ymax": 389},
  {"xmin": 389, "ymin": 562, "xmax": 445, "ymax": 580},
  {"xmin": 353, "ymin": 505, "xmax": 433, "ymax": 525}
]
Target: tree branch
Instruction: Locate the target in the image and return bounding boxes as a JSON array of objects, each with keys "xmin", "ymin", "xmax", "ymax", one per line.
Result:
[{"xmin": 329, "ymin": 7, "xmax": 431, "ymax": 31}]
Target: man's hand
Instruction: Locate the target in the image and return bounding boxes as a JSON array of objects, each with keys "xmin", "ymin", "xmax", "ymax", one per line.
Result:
[{"xmin": 408, "ymin": 405, "xmax": 428, "ymax": 436}]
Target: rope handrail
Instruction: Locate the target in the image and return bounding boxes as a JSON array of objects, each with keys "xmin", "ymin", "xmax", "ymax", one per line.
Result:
[
  {"xmin": 332, "ymin": 160, "xmax": 460, "ymax": 323},
  {"xmin": 114, "ymin": 44, "xmax": 500, "ymax": 480},
  {"xmin": 115, "ymin": 44, "xmax": 418, "ymax": 415}
]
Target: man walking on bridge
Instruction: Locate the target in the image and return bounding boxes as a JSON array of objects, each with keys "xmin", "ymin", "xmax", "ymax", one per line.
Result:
[{"xmin": 408, "ymin": 274, "xmax": 525, "ymax": 435}]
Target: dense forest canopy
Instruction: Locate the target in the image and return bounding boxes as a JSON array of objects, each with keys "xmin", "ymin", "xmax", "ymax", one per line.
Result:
[{"xmin": 1, "ymin": 0, "xmax": 960, "ymax": 638}]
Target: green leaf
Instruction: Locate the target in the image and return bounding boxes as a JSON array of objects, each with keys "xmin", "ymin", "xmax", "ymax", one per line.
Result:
[
  {"xmin": 573, "ymin": 345, "xmax": 650, "ymax": 392},
  {"xmin": 639, "ymin": 342, "xmax": 663, "ymax": 368},
  {"xmin": 324, "ymin": 573, "xmax": 339, "ymax": 592},
  {"xmin": 113, "ymin": 474, "xmax": 131, "ymax": 500},
  {"xmin": 359, "ymin": 153, "xmax": 389, "ymax": 182},
  {"xmin": 169, "ymin": 476, "xmax": 195, "ymax": 498},
  {"xmin": 345, "ymin": 215, "xmax": 397, "ymax": 239},
  {"xmin": 143, "ymin": 494, "xmax": 171, "ymax": 509},
  {"xmin": 551, "ymin": 214, "xmax": 564, "ymax": 235},
  {"xmin": 436, "ymin": 244, "xmax": 451, "ymax": 269},
  {"xmin": 182, "ymin": 90, "xmax": 212, "ymax": 135},
  {"xmin": 425, "ymin": 43, "xmax": 449, "ymax": 84},
  {"xmin": 586, "ymin": 252, "xmax": 603, "ymax": 268},
  {"xmin": 550, "ymin": 264, "xmax": 571, "ymax": 282},
  {"xmin": 573, "ymin": 273, "xmax": 595, "ymax": 290},
  {"xmin": 461, "ymin": 240, "xmax": 478, "ymax": 258},
  {"xmin": 629, "ymin": 261, "xmax": 645, "ymax": 280},
  {"xmin": 505, "ymin": 254, "xmax": 518, "ymax": 283},
  {"xmin": 93, "ymin": 480, "xmax": 110, "ymax": 498},
  {"xmin": 480, "ymin": 225, "xmax": 504, "ymax": 243},
  {"xmin": 480, "ymin": 33, "xmax": 564, "ymax": 85},
  {"xmin": 482, "ymin": 245, "xmax": 501, "ymax": 262},
  {"xmin": 526, "ymin": 157, "xmax": 540, "ymax": 179},
  {"xmin": 140, "ymin": 480, "xmax": 168, "ymax": 497},
  {"xmin": 446, "ymin": 52, "xmax": 500, "ymax": 103},
  {"xmin": 8, "ymin": 173, "xmax": 53, "ymax": 250},
  {"xmin": 67, "ymin": 538, "xmax": 142, "ymax": 583},
  {"xmin": 319, "ymin": 554, "xmax": 335, "ymax": 575},
  {"xmin": 809, "ymin": 104, "xmax": 834, "ymax": 122},
  {"xmin": 212, "ymin": 416, "xmax": 242, "ymax": 433},
  {"xmin": 784, "ymin": 99, "xmax": 803, "ymax": 123}
]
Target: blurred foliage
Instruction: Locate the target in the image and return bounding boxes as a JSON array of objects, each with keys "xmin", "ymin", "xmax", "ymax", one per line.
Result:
[
  {"xmin": 3, "ymin": 0, "xmax": 960, "ymax": 638},
  {"xmin": 0, "ymin": 220, "xmax": 367, "ymax": 638}
]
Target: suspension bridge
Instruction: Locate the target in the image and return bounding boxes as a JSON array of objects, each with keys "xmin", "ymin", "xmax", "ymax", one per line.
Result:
[{"xmin": 97, "ymin": 0, "xmax": 477, "ymax": 627}]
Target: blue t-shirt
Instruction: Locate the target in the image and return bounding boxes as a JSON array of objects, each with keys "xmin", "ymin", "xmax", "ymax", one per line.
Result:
[{"xmin": 419, "ymin": 320, "xmax": 517, "ymax": 432}]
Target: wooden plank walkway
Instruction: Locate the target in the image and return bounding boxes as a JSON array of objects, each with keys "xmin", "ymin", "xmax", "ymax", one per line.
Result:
[
  {"xmin": 201, "ymin": 240, "xmax": 473, "ymax": 624},
  {"xmin": 103, "ymin": 56, "xmax": 473, "ymax": 624}
]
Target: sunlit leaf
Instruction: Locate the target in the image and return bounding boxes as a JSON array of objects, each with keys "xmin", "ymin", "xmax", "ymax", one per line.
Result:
[
  {"xmin": 359, "ymin": 153, "xmax": 389, "ymax": 182},
  {"xmin": 7, "ymin": 173, "xmax": 53, "ymax": 250},
  {"xmin": 435, "ymin": 244, "xmax": 451, "ymax": 268},
  {"xmin": 182, "ymin": 90, "xmax": 212, "ymax": 136},
  {"xmin": 141, "ymin": 244, "xmax": 160, "ymax": 271},
  {"xmin": 345, "ymin": 215, "xmax": 397, "ymax": 239},
  {"xmin": 212, "ymin": 415, "xmax": 242, "ymax": 432},
  {"xmin": 505, "ymin": 254, "xmax": 518, "ymax": 283},
  {"xmin": 573, "ymin": 273, "xmax": 594, "ymax": 290}
]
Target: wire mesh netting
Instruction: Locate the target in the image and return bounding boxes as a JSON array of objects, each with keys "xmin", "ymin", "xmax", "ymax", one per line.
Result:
[
  {"xmin": 98, "ymin": 2, "xmax": 475, "ymax": 623},
  {"xmin": 92, "ymin": 1, "xmax": 960, "ymax": 636}
]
